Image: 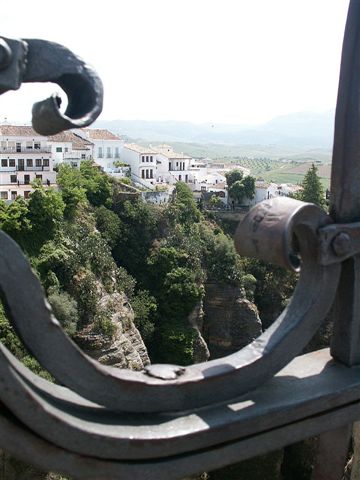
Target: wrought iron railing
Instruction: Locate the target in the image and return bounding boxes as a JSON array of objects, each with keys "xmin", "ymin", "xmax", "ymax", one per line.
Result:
[{"xmin": 0, "ymin": 2, "xmax": 359, "ymax": 479}]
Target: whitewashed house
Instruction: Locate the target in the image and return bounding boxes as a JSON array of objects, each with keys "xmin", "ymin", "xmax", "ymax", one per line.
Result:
[
  {"xmin": 75, "ymin": 129, "xmax": 124, "ymax": 171},
  {"xmin": 47, "ymin": 131, "xmax": 93, "ymax": 168},
  {"xmin": 152, "ymin": 145, "xmax": 193, "ymax": 184},
  {"xmin": 0, "ymin": 125, "xmax": 56, "ymax": 200},
  {"xmin": 122, "ymin": 143, "xmax": 158, "ymax": 187}
]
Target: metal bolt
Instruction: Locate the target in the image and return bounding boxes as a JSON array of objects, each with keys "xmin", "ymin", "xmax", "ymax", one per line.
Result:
[
  {"xmin": 0, "ymin": 38, "xmax": 12, "ymax": 71},
  {"xmin": 332, "ymin": 232, "xmax": 352, "ymax": 257}
]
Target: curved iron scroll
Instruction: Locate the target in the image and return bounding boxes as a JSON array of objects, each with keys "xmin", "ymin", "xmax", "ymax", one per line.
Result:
[
  {"xmin": 0, "ymin": 2, "xmax": 358, "ymax": 475},
  {"xmin": 0, "ymin": 36, "xmax": 103, "ymax": 135}
]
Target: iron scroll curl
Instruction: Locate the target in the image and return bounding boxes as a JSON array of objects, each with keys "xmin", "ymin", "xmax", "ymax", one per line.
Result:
[
  {"xmin": 0, "ymin": 36, "xmax": 103, "ymax": 135},
  {"xmin": 0, "ymin": 197, "xmax": 340, "ymax": 415}
]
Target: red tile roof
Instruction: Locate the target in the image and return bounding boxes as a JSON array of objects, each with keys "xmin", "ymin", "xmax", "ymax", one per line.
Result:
[
  {"xmin": 48, "ymin": 131, "xmax": 93, "ymax": 150},
  {"xmin": 0, "ymin": 125, "xmax": 41, "ymax": 137}
]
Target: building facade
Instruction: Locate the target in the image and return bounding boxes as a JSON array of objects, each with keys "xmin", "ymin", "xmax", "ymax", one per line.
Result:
[
  {"xmin": 75, "ymin": 129, "xmax": 124, "ymax": 171},
  {"xmin": 0, "ymin": 125, "xmax": 56, "ymax": 200}
]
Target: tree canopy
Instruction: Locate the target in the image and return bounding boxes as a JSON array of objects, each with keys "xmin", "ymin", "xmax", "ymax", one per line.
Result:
[
  {"xmin": 226, "ymin": 170, "xmax": 256, "ymax": 205},
  {"xmin": 296, "ymin": 163, "xmax": 325, "ymax": 209}
]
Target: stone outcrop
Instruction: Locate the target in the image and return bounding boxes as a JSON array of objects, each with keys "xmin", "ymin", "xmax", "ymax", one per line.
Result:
[
  {"xmin": 203, "ymin": 282, "xmax": 262, "ymax": 359},
  {"xmin": 188, "ymin": 300, "xmax": 210, "ymax": 364},
  {"xmin": 75, "ymin": 291, "xmax": 150, "ymax": 370}
]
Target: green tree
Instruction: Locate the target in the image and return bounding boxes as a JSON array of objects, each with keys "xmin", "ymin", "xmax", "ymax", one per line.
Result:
[
  {"xmin": 242, "ymin": 175, "xmax": 256, "ymax": 200},
  {"xmin": 226, "ymin": 173, "xmax": 256, "ymax": 205},
  {"xmin": 169, "ymin": 182, "xmax": 200, "ymax": 225},
  {"xmin": 0, "ymin": 198, "xmax": 31, "ymax": 247},
  {"xmin": 80, "ymin": 161, "xmax": 112, "ymax": 207},
  {"xmin": 95, "ymin": 206, "xmax": 122, "ymax": 248},
  {"xmin": 297, "ymin": 164, "xmax": 325, "ymax": 209},
  {"xmin": 225, "ymin": 169, "xmax": 243, "ymax": 188},
  {"xmin": 229, "ymin": 180, "xmax": 246, "ymax": 204},
  {"xmin": 57, "ymin": 165, "xmax": 87, "ymax": 217}
]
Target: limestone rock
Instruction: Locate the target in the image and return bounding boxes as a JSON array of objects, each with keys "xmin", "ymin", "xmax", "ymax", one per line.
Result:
[
  {"xmin": 75, "ymin": 291, "xmax": 150, "ymax": 370},
  {"xmin": 188, "ymin": 300, "xmax": 210, "ymax": 363},
  {"xmin": 203, "ymin": 282, "xmax": 262, "ymax": 359}
]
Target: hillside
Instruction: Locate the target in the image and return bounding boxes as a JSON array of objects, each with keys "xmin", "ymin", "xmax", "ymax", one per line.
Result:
[{"xmin": 95, "ymin": 111, "xmax": 335, "ymax": 150}]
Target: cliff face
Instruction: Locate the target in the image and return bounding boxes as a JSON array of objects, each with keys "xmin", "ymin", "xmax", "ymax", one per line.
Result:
[
  {"xmin": 75, "ymin": 291, "xmax": 150, "ymax": 370},
  {"xmin": 203, "ymin": 282, "xmax": 262, "ymax": 359},
  {"xmin": 188, "ymin": 299, "xmax": 210, "ymax": 364}
]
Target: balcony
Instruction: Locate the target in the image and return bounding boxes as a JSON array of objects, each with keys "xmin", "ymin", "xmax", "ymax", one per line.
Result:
[
  {"xmin": 16, "ymin": 166, "xmax": 50, "ymax": 172},
  {"xmin": 0, "ymin": 147, "xmax": 51, "ymax": 154}
]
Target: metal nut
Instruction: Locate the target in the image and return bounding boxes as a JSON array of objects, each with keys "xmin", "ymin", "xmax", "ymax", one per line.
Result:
[
  {"xmin": 332, "ymin": 232, "xmax": 352, "ymax": 257},
  {"xmin": 0, "ymin": 38, "xmax": 12, "ymax": 71}
]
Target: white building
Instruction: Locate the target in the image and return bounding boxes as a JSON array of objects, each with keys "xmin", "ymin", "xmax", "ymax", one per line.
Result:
[
  {"xmin": 152, "ymin": 144, "xmax": 193, "ymax": 184},
  {"xmin": 122, "ymin": 144, "xmax": 158, "ymax": 187},
  {"xmin": 75, "ymin": 129, "xmax": 124, "ymax": 171},
  {"xmin": 0, "ymin": 125, "xmax": 56, "ymax": 200},
  {"xmin": 48, "ymin": 131, "xmax": 93, "ymax": 168}
]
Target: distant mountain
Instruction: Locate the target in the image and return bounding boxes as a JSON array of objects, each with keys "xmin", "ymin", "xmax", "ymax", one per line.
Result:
[{"xmin": 95, "ymin": 111, "xmax": 335, "ymax": 149}]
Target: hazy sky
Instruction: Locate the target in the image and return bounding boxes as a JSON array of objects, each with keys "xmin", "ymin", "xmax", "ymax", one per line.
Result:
[{"xmin": 1, "ymin": 0, "xmax": 350, "ymax": 125}]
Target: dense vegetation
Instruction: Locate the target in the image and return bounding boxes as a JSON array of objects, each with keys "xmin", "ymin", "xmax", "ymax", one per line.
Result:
[{"xmin": 0, "ymin": 162, "xmax": 250, "ymax": 367}]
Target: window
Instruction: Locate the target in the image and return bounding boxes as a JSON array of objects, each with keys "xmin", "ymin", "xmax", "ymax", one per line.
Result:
[
  {"xmin": 65, "ymin": 147, "xmax": 69, "ymax": 153},
  {"xmin": 150, "ymin": 156, "xmax": 153, "ymax": 162},
  {"xmin": 81, "ymin": 154, "xmax": 86, "ymax": 159},
  {"xmin": 27, "ymin": 159, "xmax": 33, "ymax": 167},
  {"xmin": 26, "ymin": 141, "xmax": 33, "ymax": 150},
  {"xmin": 106, "ymin": 147, "xmax": 112, "ymax": 158},
  {"xmin": 34, "ymin": 142, "xmax": 41, "ymax": 150},
  {"xmin": 11, "ymin": 191, "xmax": 17, "ymax": 200},
  {"xmin": 115, "ymin": 147, "xmax": 120, "ymax": 158},
  {"xmin": 24, "ymin": 191, "xmax": 30, "ymax": 199},
  {"xmin": 16, "ymin": 143, "xmax": 21, "ymax": 153},
  {"xmin": 150, "ymin": 170, "xmax": 153, "ymax": 179},
  {"xmin": 9, "ymin": 159, "xmax": 15, "ymax": 167},
  {"xmin": 56, "ymin": 147, "xmax": 62, "ymax": 153},
  {"xmin": 98, "ymin": 147, "xmax": 103, "ymax": 158},
  {"xmin": 10, "ymin": 175, "xmax": 17, "ymax": 183},
  {"xmin": 0, "ymin": 192, "xmax": 8, "ymax": 199},
  {"xmin": 141, "ymin": 170, "xmax": 145, "ymax": 179},
  {"xmin": 142, "ymin": 156, "xmax": 145, "ymax": 162},
  {"xmin": 36, "ymin": 174, "xmax": 42, "ymax": 180},
  {"xmin": 43, "ymin": 159, "xmax": 49, "ymax": 167},
  {"xmin": 24, "ymin": 175, "xmax": 30, "ymax": 185},
  {"xmin": 1, "ymin": 159, "xmax": 8, "ymax": 167},
  {"xmin": 146, "ymin": 156, "xmax": 149, "ymax": 162},
  {"xmin": 36, "ymin": 159, "xmax": 42, "ymax": 167}
]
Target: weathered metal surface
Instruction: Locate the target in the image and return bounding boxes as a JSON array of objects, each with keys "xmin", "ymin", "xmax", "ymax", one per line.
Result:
[
  {"xmin": 319, "ymin": 222, "xmax": 360, "ymax": 265},
  {"xmin": 0, "ymin": 1, "xmax": 359, "ymax": 478},
  {"xmin": 0, "ymin": 350, "xmax": 360, "ymax": 479},
  {"xmin": 234, "ymin": 196, "xmax": 328, "ymax": 271},
  {"xmin": 0, "ymin": 36, "xmax": 103, "ymax": 135},
  {"xmin": 328, "ymin": 0, "xmax": 360, "ymax": 368},
  {"xmin": 312, "ymin": 425, "xmax": 352, "ymax": 480},
  {"xmin": 0, "ymin": 212, "xmax": 340, "ymax": 412}
]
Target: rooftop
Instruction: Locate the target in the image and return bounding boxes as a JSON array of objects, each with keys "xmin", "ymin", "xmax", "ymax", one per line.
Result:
[
  {"xmin": 81, "ymin": 128, "xmax": 121, "ymax": 141},
  {"xmin": 48, "ymin": 131, "xmax": 93, "ymax": 150},
  {"xmin": 0, "ymin": 125, "xmax": 43, "ymax": 137},
  {"xmin": 153, "ymin": 144, "xmax": 191, "ymax": 160},
  {"xmin": 124, "ymin": 143, "xmax": 157, "ymax": 154}
]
